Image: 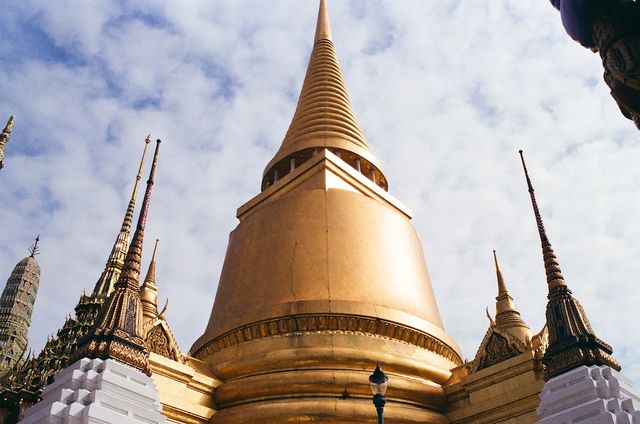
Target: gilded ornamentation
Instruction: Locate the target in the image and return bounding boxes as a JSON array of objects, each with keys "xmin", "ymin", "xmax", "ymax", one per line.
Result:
[
  {"xmin": 72, "ymin": 139, "xmax": 161, "ymax": 376},
  {"xmin": 145, "ymin": 325, "xmax": 178, "ymax": 361},
  {"xmin": 476, "ymin": 332, "xmax": 521, "ymax": 371},
  {"xmin": 193, "ymin": 313, "xmax": 462, "ymax": 365}
]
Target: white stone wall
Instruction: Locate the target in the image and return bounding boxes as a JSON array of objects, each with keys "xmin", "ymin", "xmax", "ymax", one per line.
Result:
[
  {"xmin": 20, "ymin": 357, "xmax": 166, "ymax": 424},
  {"xmin": 537, "ymin": 365, "xmax": 640, "ymax": 423}
]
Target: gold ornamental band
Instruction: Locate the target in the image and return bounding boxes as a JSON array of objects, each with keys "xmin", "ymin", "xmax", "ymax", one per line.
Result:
[{"xmin": 193, "ymin": 313, "xmax": 463, "ymax": 365}]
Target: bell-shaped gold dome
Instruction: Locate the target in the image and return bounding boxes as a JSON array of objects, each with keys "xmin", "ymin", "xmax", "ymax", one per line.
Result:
[{"xmin": 191, "ymin": 2, "xmax": 461, "ymax": 422}]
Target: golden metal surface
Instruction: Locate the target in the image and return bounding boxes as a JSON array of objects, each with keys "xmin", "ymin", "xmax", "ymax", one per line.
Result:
[
  {"xmin": 444, "ymin": 351, "xmax": 545, "ymax": 424},
  {"xmin": 189, "ymin": 4, "xmax": 462, "ymax": 419},
  {"xmin": 192, "ymin": 148, "xmax": 460, "ymax": 420},
  {"xmin": 73, "ymin": 139, "xmax": 161, "ymax": 375},
  {"xmin": 492, "ymin": 251, "xmax": 531, "ymax": 345},
  {"xmin": 149, "ymin": 353, "xmax": 218, "ymax": 423},
  {"xmin": 193, "ymin": 153, "xmax": 457, "ymax": 352},
  {"xmin": 262, "ymin": 0, "xmax": 387, "ymax": 187},
  {"xmin": 140, "ymin": 238, "xmax": 160, "ymax": 323}
]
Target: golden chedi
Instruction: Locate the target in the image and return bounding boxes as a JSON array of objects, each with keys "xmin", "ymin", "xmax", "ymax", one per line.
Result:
[{"xmin": 190, "ymin": 1, "xmax": 462, "ymax": 422}]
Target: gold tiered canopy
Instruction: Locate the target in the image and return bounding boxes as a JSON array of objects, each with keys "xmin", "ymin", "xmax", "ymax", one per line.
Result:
[
  {"xmin": 262, "ymin": 0, "xmax": 387, "ymax": 191},
  {"xmin": 192, "ymin": 1, "xmax": 461, "ymax": 422}
]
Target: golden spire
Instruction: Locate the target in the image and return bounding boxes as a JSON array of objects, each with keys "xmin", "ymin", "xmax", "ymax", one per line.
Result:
[
  {"xmin": 140, "ymin": 239, "xmax": 159, "ymax": 323},
  {"xmin": 315, "ymin": 0, "xmax": 332, "ymax": 42},
  {"xmin": 518, "ymin": 150, "xmax": 620, "ymax": 379},
  {"xmin": 491, "ymin": 250, "xmax": 531, "ymax": 344},
  {"xmin": 73, "ymin": 139, "xmax": 161, "ymax": 375},
  {"xmin": 92, "ymin": 135, "xmax": 151, "ymax": 298},
  {"xmin": 0, "ymin": 115, "xmax": 15, "ymax": 170},
  {"xmin": 262, "ymin": 0, "xmax": 387, "ymax": 191}
]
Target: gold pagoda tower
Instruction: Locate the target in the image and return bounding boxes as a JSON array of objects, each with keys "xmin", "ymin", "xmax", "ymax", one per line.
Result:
[{"xmin": 190, "ymin": 1, "xmax": 462, "ymax": 422}]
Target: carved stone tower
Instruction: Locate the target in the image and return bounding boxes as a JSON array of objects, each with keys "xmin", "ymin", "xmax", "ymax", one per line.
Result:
[
  {"xmin": 0, "ymin": 237, "xmax": 40, "ymax": 374},
  {"xmin": 191, "ymin": 1, "xmax": 462, "ymax": 422}
]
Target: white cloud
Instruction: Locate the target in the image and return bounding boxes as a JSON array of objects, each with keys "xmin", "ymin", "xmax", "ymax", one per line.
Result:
[{"xmin": 0, "ymin": 0, "xmax": 638, "ymax": 384}]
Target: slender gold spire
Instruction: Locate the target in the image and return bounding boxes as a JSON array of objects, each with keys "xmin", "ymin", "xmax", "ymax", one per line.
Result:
[
  {"xmin": 493, "ymin": 250, "xmax": 509, "ymax": 297},
  {"xmin": 492, "ymin": 250, "xmax": 531, "ymax": 344},
  {"xmin": 315, "ymin": 0, "xmax": 332, "ymax": 42},
  {"xmin": 262, "ymin": 0, "xmax": 387, "ymax": 191},
  {"xmin": 0, "ymin": 115, "xmax": 15, "ymax": 170},
  {"xmin": 518, "ymin": 150, "xmax": 620, "ymax": 380},
  {"xmin": 92, "ymin": 135, "xmax": 151, "ymax": 298},
  {"xmin": 73, "ymin": 139, "xmax": 161, "ymax": 375},
  {"xmin": 140, "ymin": 239, "xmax": 159, "ymax": 323}
]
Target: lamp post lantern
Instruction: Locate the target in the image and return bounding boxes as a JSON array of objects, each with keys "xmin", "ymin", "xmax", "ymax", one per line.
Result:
[{"xmin": 369, "ymin": 364, "xmax": 388, "ymax": 424}]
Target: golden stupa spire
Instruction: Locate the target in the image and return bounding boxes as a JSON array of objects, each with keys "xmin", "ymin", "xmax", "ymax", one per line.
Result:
[
  {"xmin": 262, "ymin": 0, "xmax": 387, "ymax": 191},
  {"xmin": 140, "ymin": 239, "xmax": 159, "ymax": 323},
  {"xmin": 314, "ymin": 0, "xmax": 332, "ymax": 42},
  {"xmin": 92, "ymin": 135, "xmax": 151, "ymax": 298},
  {"xmin": 518, "ymin": 150, "xmax": 620, "ymax": 379},
  {"xmin": 491, "ymin": 250, "xmax": 531, "ymax": 344},
  {"xmin": 73, "ymin": 139, "xmax": 161, "ymax": 375},
  {"xmin": 0, "ymin": 115, "xmax": 15, "ymax": 170}
]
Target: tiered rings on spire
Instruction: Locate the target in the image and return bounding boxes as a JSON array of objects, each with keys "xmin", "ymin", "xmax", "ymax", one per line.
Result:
[
  {"xmin": 492, "ymin": 250, "xmax": 531, "ymax": 345},
  {"xmin": 262, "ymin": 0, "xmax": 388, "ymax": 191}
]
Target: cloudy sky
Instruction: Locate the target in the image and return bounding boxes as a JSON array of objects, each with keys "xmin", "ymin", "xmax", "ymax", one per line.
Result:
[{"xmin": 1, "ymin": 0, "xmax": 638, "ymax": 384}]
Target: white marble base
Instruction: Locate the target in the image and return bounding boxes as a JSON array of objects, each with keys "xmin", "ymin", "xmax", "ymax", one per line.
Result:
[
  {"xmin": 20, "ymin": 357, "xmax": 166, "ymax": 424},
  {"xmin": 537, "ymin": 365, "xmax": 640, "ymax": 423}
]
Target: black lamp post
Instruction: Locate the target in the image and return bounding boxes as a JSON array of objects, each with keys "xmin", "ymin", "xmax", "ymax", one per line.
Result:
[{"xmin": 369, "ymin": 363, "xmax": 389, "ymax": 424}]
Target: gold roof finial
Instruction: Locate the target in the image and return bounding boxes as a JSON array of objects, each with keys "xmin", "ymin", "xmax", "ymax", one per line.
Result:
[
  {"xmin": 491, "ymin": 250, "xmax": 531, "ymax": 344},
  {"xmin": 140, "ymin": 239, "xmax": 160, "ymax": 323},
  {"xmin": 262, "ymin": 0, "xmax": 387, "ymax": 191},
  {"xmin": 28, "ymin": 236, "xmax": 40, "ymax": 258},
  {"xmin": 92, "ymin": 135, "xmax": 151, "ymax": 298},
  {"xmin": 518, "ymin": 150, "xmax": 620, "ymax": 379},
  {"xmin": 0, "ymin": 115, "xmax": 15, "ymax": 170},
  {"xmin": 315, "ymin": 0, "xmax": 332, "ymax": 42},
  {"xmin": 493, "ymin": 250, "xmax": 508, "ymax": 297},
  {"xmin": 73, "ymin": 139, "xmax": 161, "ymax": 375}
]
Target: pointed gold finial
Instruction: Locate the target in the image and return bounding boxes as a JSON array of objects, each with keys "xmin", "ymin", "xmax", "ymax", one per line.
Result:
[
  {"xmin": 140, "ymin": 239, "xmax": 160, "ymax": 323},
  {"xmin": 132, "ymin": 135, "xmax": 152, "ymax": 200},
  {"xmin": 493, "ymin": 250, "xmax": 508, "ymax": 296},
  {"xmin": 491, "ymin": 250, "xmax": 531, "ymax": 345},
  {"xmin": 315, "ymin": 0, "xmax": 332, "ymax": 42},
  {"xmin": 28, "ymin": 236, "xmax": 40, "ymax": 258},
  {"xmin": 0, "ymin": 115, "xmax": 15, "ymax": 170},
  {"xmin": 262, "ymin": 1, "xmax": 387, "ymax": 192},
  {"xmin": 518, "ymin": 150, "xmax": 620, "ymax": 379},
  {"xmin": 92, "ymin": 136, "xmax": 151, "ymax": 297},
  {"xmin": 73, "ymin": 139, "xmax": 161, "ymax": 376}
]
